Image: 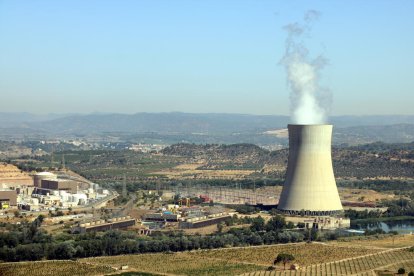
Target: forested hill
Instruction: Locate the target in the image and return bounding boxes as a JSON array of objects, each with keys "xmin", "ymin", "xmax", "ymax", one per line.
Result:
[{"xmin": 161, "ymin": 143, "xmax": 414, "ymax": 179}]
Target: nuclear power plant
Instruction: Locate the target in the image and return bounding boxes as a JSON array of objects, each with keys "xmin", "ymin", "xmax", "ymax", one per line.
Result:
[{"xmin": 278, "ymin": 124, "xmax": 343, "ymax": 216}]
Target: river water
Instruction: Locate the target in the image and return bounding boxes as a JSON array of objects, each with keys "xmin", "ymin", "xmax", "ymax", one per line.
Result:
[{"xmin": 351, "ymin": 219, "xmax": 414, "ymax": 234}]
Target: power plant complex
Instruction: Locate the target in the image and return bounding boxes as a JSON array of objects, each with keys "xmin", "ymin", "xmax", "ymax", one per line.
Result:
[{"xmin": 277, "ymin": 124, "xmax": 343, "ymax": 216}]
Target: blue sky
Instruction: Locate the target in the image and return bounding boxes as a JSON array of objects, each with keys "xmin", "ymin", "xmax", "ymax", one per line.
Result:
[{"xmin": 0, "ymin": 0, "xmax": 413, "ymax": 115}]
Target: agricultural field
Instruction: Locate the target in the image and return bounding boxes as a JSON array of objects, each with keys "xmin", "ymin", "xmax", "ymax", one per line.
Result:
[
  {"xmin": 242, "ymin": 248, "xmax": 414, "ymax": 276},
  {"xmin": 334, "ymin": 233, "xmax": 414, "ymax": 249},
  {"xmin": 3, "ymin": 239, "xmax": 414, "ymax": 276},
  {"xmin": 185, "ymin": 243, "xmax": 383, "ymax": 267},
  {"xmin": 79, "ymin": 243, "xmax": 383, "ymax": 275},
  {"xmin": 81, "ymin": 253, "xmax": 265, "ymax": 276},
  {"xmin": 0, "ymin": 260, "xmax": 115, "ymax": 276}
]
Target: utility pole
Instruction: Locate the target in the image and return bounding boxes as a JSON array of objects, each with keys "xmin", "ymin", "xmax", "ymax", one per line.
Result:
[
  {"xmin": 122, "ymin": 174, "xmax": 127, "ymax": 198},
  {"xmin": 50, "ymin": 144, "xmax": 55, "ymax": 168},
  {"xmin": 61, "ymin": 154, "xmax": 65, "ymax": 170},
  {"xmin": 253, "ymin": 179, "xmax": 257, "ymax": 205}
]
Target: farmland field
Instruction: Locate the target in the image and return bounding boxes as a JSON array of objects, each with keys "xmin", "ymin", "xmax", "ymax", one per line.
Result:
[
  {"xmin": 81, "ymin": 253, "xmax": 265, "ymax": 276},
  {"xmin": 242, "ymin": 248, "xmax": 414, "ymax": 276},
  {"xmin": 333, "ymin": 233, "xmax": 414, "ymax": 249},
  {"xmin": 0, "ymin": 260, "xmax": 115, "ymax": 276},
  {"xmin": 185, "ymin": 243, "xmax": 383, "ymax": 266},
  {"xmin": 79, "ymin": 243, "xmax": 383, "ymax": 275},
  {"xmin": 3, "ymin": 238, "xmax": 414, "ymax": 276}
]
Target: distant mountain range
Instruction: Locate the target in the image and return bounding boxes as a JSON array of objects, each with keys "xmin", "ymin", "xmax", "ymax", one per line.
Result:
[{"xmin": 0, "ymin": 112, "xmax": 414, "ymax": 145}]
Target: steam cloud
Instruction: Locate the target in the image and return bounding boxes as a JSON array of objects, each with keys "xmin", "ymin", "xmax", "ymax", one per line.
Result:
[{"xmin": 281, "ymin": 10, "xmax": 330, "ymax": 125}]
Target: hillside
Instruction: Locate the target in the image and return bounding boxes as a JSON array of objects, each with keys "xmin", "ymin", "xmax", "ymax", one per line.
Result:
[
  {"xmin": 0, "ymin": 162, "xmax": 32, "ymax": 186},
  {"xmin": 162, "ymin": 142, "xmax": 414, "ymax": 179}
]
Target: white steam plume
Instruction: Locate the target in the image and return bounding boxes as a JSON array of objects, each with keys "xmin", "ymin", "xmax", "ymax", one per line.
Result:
[{"xmin": 281, "ymin": 10, "xmax": 330, "ymax": 125}]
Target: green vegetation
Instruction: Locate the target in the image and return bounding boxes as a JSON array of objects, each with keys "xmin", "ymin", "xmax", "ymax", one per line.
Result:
[
  {"xmin": 0, "ymin": 214, "xmax": 306, "ymax": 262},
  {"xmin": 338, "ymin": 179, "xmax": 414, "ymax": 194},
  {"xmin": 345, "ymin": 199, "xmax": 414, "ymax": 224}
]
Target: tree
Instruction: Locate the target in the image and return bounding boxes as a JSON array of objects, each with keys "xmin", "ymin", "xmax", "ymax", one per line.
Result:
[
  {"xmin": 217, "ymin": 222, "xmax": 224, "ymax": 233},
  {"xmin": 50, "ymin": 241, "xmax": 76, "ymax": 259},
  {"xmin": 266, "ymin": 215, "xmax": 286, "ymax": 231},
  {"xmin": 297, "ymin": 222, "xmax": 305, "ymax": 228},
  {"xmin": 250, "ymin": 216, "xmax": 265, "ymax": 232},
  {"xmin": 274, "ymin": 253, "xmax": 295, "ymax": 270},
  {"xmin": 407, "ymin": 271, "xmax": 414, "ymax": 276},
  {"xmin": 398, "ymin": 268, "xmax": 406, "ymax": 274}
]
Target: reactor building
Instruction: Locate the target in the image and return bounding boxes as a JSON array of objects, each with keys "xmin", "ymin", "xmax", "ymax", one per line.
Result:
[{"xmin": 277, "ymin": 124, "xmax": 343, "ymax": 216}]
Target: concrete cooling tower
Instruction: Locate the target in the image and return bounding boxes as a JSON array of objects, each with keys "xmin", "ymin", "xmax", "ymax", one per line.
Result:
[{"xmin": 277, "ymin": 124, "xmax": 343, "ymax": 216}]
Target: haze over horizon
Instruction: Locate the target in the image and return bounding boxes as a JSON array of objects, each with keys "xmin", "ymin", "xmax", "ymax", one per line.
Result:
[{"xmin": 1, "ymin": 0, "xmax": 413, "ymax": 116}]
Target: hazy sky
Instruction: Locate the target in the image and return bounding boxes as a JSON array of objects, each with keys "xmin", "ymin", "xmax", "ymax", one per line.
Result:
[{"xmin": 1, "ymin": 0, "xmax": 413, "ymax": 115}]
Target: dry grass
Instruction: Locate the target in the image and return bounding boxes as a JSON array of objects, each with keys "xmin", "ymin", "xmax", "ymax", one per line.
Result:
[
  {"xmin": 338, "ymin": 187, "xmax": 395, "ymax": 202},
  {"xmin": 152, "ymin": 162, "xmax": 255, "ymax": 180},
  {"xmin": 182, "ymin": 224, "xmax": 219, "ymax": 235}
]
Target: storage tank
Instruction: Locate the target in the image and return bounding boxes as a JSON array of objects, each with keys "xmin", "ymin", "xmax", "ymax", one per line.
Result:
[
  {"xmin": 277, "ymin": 124, "xmax": 343, "ymax": 216},
  {"xmin": 31, "ymin": 198, "xmax": 39, "ymax": 205},
  {"xmin": 72, "ymin": 193, "xmax": 87, "ymax": 205},
  {"xmin": 33, "ymin": 172, "xmax": 57, "ymax": 187},
  {"xmin": 59, "ymin": 191, "xmax": 69, "ymax": 202}
]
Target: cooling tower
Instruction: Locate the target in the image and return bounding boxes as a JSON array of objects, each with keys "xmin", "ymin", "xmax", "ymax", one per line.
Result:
[{"xmin": 277, "ymin": 124, "xmax": 343, "ymax": 216}]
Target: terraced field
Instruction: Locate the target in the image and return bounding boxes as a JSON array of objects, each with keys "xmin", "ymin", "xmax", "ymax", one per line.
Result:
[
  {"xmin": 185, "ymin": 243, "xmax": 382, "ymax": 267},
  {"xmin": 79, "ymin": 243, "xmax": 383, "ymax": 275},
  {"xmin": 81, "ymin": 253, "xmax": 264, "ymax": 276},
  {"xmin": 241, "ymin": 248, "xmax": 414, "ymax": 276},
  {"xmin": 0, "ymin": 260, "xmax": 115, "ymax": 276}
]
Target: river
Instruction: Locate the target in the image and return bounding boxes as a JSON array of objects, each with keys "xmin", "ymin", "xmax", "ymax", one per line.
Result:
[{"xmin": 352, "ymin": 219, "xmax": 414, "ymax": 234}]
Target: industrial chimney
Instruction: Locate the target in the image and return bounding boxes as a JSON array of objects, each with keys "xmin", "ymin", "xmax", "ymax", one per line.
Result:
[{"xmin": 277, "ymin": 124, "xmax": 343, "ymax": 216}]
